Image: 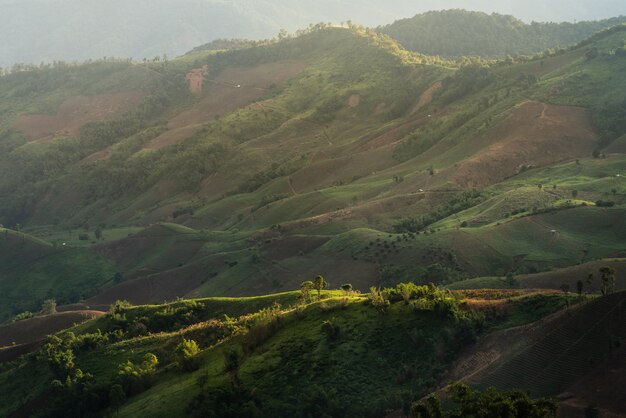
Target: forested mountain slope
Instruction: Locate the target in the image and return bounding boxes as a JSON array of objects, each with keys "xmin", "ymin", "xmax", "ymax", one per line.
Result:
[
  {"xmin": 0, "ymin": 24, "xmax": 625, "ymax": 323},
  {"xmin": 379, "ymin": 10, "xmax": 626, "ymax": 57}
]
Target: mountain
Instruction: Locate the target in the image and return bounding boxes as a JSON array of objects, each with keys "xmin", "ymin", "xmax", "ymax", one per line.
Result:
[
  {"xmin": 379, "ymin": 10, "xmax": 626, "ymax": 57},
  {"xmin": 1, "ymin": 16, "xmax": 625, "ymax": 418},
  {"xmin": 2, "ymin": 1, "xmax": 626, "ymax": 67},
  {"xmin": 0, "ymin": 23, "xmax": 625, "ymax": 321}
]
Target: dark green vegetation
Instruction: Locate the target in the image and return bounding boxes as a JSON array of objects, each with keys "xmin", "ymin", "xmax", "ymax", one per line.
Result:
[
  {"xmin": 380, "ymin": 10, "xmax": 626, "ymax": 57},
  {"xmin": 1, "ymin": 284, "xmax": 600, "ymax": 418},
  {"xmin": 413, "ymin": 382, "xmax": 558, "ymax": 418},
  {"xmin": 1, "ymin": 22, "xmax": 626, "ymax": 322}
]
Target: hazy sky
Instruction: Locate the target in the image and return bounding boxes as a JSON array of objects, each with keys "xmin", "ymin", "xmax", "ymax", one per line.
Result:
[{"xmin": 0, "ymin": 0, "xmax": 625, "ymax": 67}]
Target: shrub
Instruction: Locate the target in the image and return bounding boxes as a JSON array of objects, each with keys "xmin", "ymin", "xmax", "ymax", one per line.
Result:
[
  {"xmin": 175, "ymin": 338, "xmax": 202, "ymax": 372},
  {"xmin": 76, "ymin": 329, "xmax": 109, "ymax": 350},
  {"xmin": 108, "ymin": 300, "xmax": 132, "ymax": 314},
  {"xmin": 117, "ymin": 353, "xmax": 159, "ymax": 396},
  {"xmin": 242, "ymin": 303, "xmax": 283, "ymax": 354},
  {"xmin": 321, "ymin": 318, "xmax": 341, "ymax": 342},
  {"xmin": 12, "ymin": 311, "xmax": 34, "ymax": 322},
  {"xmin": 595, "ymin": 200, "xmax": 615, "ymax": 207},
  {"xmin": 48, "ymin": 348, "xmax": 75, "ymax": 380},
  {"xmin": 368, "ymin": 287, "xmax": 390, "ymax": 314},
  {"xmin": 41, "ymin": 299, "xmax": 57, "ymax": 315},
  {"xmin": 412, "ymin": 382, "xmax": 558, "ymax": 418}
]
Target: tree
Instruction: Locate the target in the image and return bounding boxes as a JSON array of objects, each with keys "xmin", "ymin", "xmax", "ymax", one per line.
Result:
[
  {"xmin": 223, "ymin": 349, "xmax": 241, "ymax": 386},
  {"xmin": 368, "ymin": 287, "xmax": 390, "ymax": 314},
  {"xmin": 340, "ymin": 283, "xmax": 353, "ymax": 295},
  {"xmin": 321, "ymin": 319, "xmax": 341, "ymax": 342},
  {"xmin": 41, "ymin": 299, "xmax": 57, "ymax": 315},
  {"xmin": 113, "ymin": 272, "xmax": 124, "ymax": 283},
  {"xmin": 117, "ymin": 353, "xmax": 159, "ymax": 395},
  {"xmin": 94, "ymin": 227, "xmax": 103, "ymax": 240},
  {"xmin": 577, "ymin": 280, "xmax": 584, "ymax": 296},
  {"xmin": 299, "ymin": 281, "xmax": 314, "ymax": 303},
  {"xmin": 109, "ymin": 300, "xmax": 132, "ymax": 314},
  {"xmin": 313, "ymin": 275, "xmax": 328, "ymax": 300},
  {"xmin": 572, "ymin": 190, "xmax": 579, "ymax": 198},
  {"xmin": 599, "ymin": 266, "xmax": 616, "ymax": 296},
  {"xmin": 505, "ymin": 272, "xmax": 519, "ymax": 288},
  {"xmin": 109, "ymin": 384, "xmax": 126, "ymax": 415},
  {"xmin": 175, "ymin": 338, "xmax": 201, "ymax": 372},
  {"xmin": 48, "ymin": 348, "xmax": 76, "ymax": 380}
]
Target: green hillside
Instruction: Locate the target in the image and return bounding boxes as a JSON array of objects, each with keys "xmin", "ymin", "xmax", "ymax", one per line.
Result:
[
  {"xmin": 0, "ymin": 227, "xmax": 115, "ymax": 322},
  {"xmin": 0, "ymin": 24, "xmax": 624, "ymax": 314},
  {"xmin": 0, "ymin": 285, "xmax": 589, "ymax": 417},
  {"xmin": 379, "ymin": 10, "xmax": 626, "ymax": 57}
]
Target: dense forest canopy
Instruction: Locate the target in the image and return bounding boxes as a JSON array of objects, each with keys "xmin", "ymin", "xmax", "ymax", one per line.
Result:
[{"xmin": 379, "ymin": 10, "xmax": 626, "ymax": 57}]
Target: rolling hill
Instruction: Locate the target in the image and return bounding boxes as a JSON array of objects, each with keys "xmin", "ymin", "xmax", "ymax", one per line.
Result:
[
  {"xmin": 0, "ymin": 23, "xmax": 625, "ymax": 320},
  {"xmin": 1, "ymin": 284, "xmax": 621, "ymax": 417},
  {"xmin": 379, "ymin": 10, "xmax": 626, "ymax": 57}
]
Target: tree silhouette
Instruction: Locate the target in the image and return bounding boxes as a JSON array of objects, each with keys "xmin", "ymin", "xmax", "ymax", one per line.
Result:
[
  {"xmin": 300, "ymin": 281, "xmax": 314, "ymax": 303},
  {"xmin": 599, "ymin": 266, "xmax": 616, "ymax": 296},
  {"xmin": 313, "ymin": 275, "xmax": 328, "ymax": 300},
  {"xmin": 41, "ymin": 299, "xmax": 57, "ymax": 315}
]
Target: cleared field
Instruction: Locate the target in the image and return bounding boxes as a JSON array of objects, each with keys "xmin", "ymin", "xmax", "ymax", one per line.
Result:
[
  {"xmin": 0, "ymin": 311, "xmax": 103, "ymax": 348},
  {"xmin": 13, "ymin": 91, "xmax": 144, "ymax": 141},
  {"xmin": 448, "ymin": 101, "xmax": 598, "ymax": 189},
  {"xmin": 145, "ymin": 61, "xmax": 307, "ymax": 150}
]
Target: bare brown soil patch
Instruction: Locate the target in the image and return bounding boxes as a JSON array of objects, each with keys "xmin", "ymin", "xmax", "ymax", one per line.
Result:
[
  {"xmin": 290, "ymin": 146, "xmax": 395, "ymax": 193},
  {"xmin": 0, "ymin": 341, "xmax": 44, "ymax": 364},
  {"xmin": 0, "ymin": 311, "xmax": 103, "ymax": 348},
  {"xmin": 451, "ymin": 101, "xmax": 598, "ymax": 188},
  {"xmin": 86, "ymin": 261, "xmax": 209, "ymax": 306},
  {"xmin": 374, "ymin": 102, "xmax": 389, "ymax": 115},
  {"xmin": 13, "ymin": 91, "xmax": 144, "ymax": 141},
  {"xmin": 411, "ymin": 81, "xmax": 442, "ymax": 113},
  {"xmin": 186, "ymin": 65, "xmax": 208, "ymax": 93},
  {"xmin": 146, "ymin": 61, "xmax": 307, "ymax": 150},
  {"xmin": 347, "ymin": 94, "xmax": 361, "ymax": 107},
  {"xmin": 351, "ymin": 114, "xmax": 433, "ymax": 153}
]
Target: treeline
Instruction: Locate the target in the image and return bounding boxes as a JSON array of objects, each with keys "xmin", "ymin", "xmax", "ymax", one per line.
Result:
[{"xmin": 379, "ymin": 9, "xmax": 626, "ymax": 58}]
